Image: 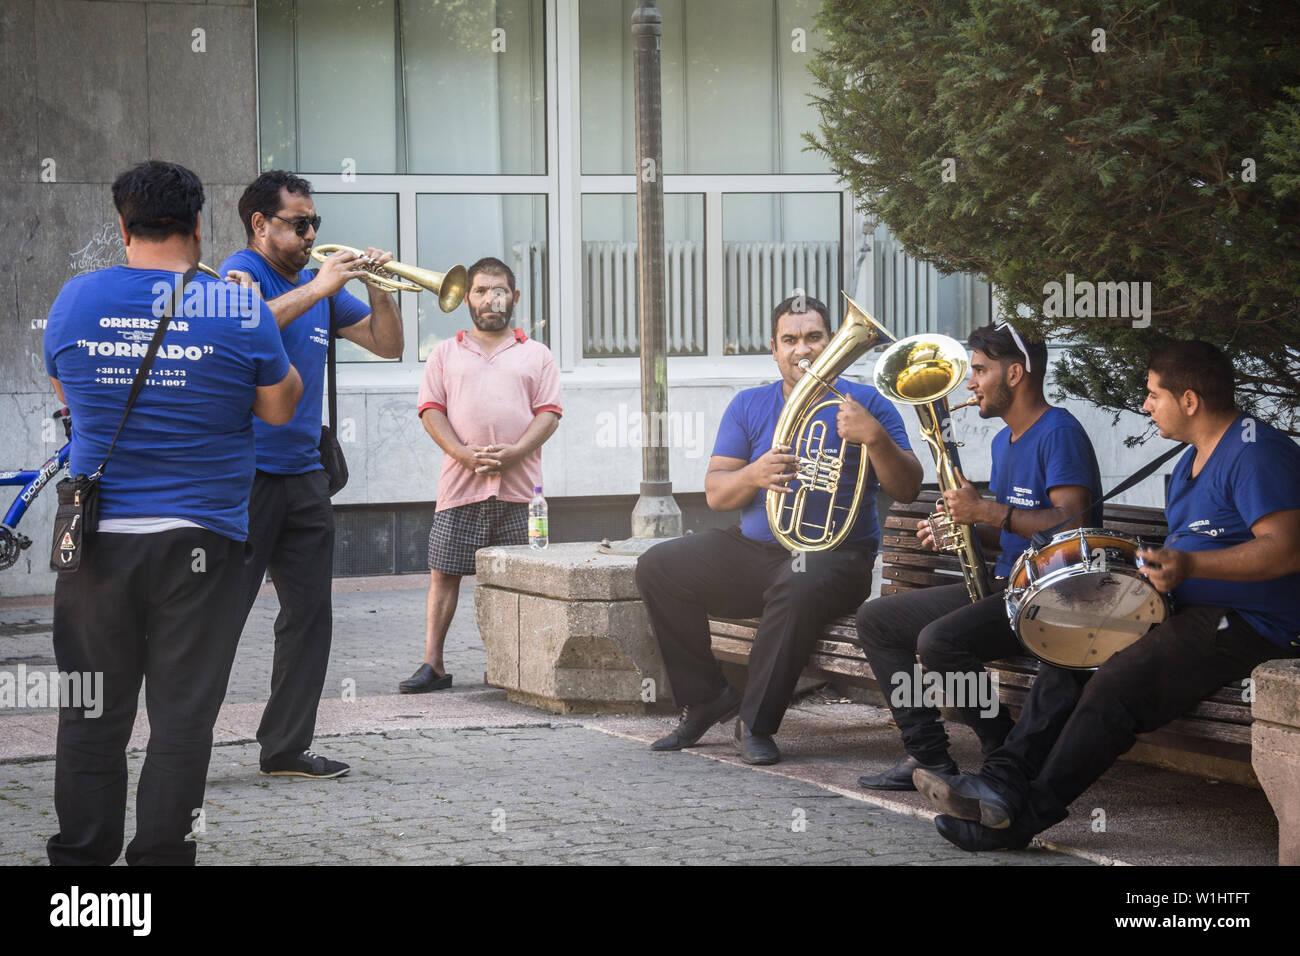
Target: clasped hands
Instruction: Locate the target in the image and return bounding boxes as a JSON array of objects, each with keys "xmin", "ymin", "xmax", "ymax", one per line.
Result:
[{"xmin": 459, "ymin": 444, "xmax": 521, "ymax": 476}]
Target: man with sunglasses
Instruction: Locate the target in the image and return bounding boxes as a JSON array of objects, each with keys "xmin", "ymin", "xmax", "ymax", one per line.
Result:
[
  {"xmin": 915, "ymin": 341, "xmax": 1300, "ymax": 852},
  {"xmin": 853, "ymin": 322, "xmax": 1102, "ymax": 790},
  {"xmin": 220, "ymin": 170, "xmax": 404, "ymax": 779}
]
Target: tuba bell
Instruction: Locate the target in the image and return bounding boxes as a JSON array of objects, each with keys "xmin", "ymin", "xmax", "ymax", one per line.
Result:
[
  {"xmin": 310, "ymin": 243, "xmax": 468, "ymax": 313},
  {"xmin": 873, "ymin": 335, "xmax": 991, "ymax": 601},
  {"xmin": 767, "ymin": 293, "xmax": 896, "ymax": 552}
]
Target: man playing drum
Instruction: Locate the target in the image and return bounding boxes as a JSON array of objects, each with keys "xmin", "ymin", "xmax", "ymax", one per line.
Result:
[
  {"xmin": 915, "ymin": 341, "xmax": 1300, "ymax": 851},
  {"xmin": 854, "ymin": 323, "xmax": 1103, "ymax": 789}
]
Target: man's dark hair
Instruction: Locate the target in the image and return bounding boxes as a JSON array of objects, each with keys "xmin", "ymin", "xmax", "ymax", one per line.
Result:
[
  {"xmin": 771, "ymin": 294, "xmax": 832, "ymax": 339},
  {"xmin": 1147, "ymin": 340, "xmax": 1236, "ymax": 412},
  {"xmin": 467, "ymin": 256, "xmax": 516, "ymax": 292},
  {"xmin": 238, "ymin": 170, "xmax": 314, "ymax": 240},
  {"xmin": 111, "ymin": 161, "xmax": 205, "ymax": 240},
  {"xmin": 967, "ymin": 323, "xmax": 1048, "ymax": 382}
]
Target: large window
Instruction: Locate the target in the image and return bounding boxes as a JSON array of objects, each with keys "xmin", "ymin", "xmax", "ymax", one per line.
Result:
[
  {"xmin": 259, "ymin": 0, "xmax": 547, "ymax": 175},
  {"xmin": 579, "ymin": 0, "xmax": 827, "ymax": 175},
  {"xmin": 417, "ymin": 194, "xmax": 549, "ymax": 357},
  {"xmin": 255, "ymin": 0, "xmax": 980, "ymax": 372}
]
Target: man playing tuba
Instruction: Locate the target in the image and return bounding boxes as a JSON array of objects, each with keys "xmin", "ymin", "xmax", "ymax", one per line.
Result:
[
  {"xmin": 854, "ymin": 323, "xmax": 1102, "ymax": 789},
  {"xmin": 636, "ymin": 295, "xmax": 923, "ymax": 765}
]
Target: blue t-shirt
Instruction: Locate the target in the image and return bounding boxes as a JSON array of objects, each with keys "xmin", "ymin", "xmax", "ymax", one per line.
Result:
[
  {"xmin": 713, "ymin": 379, "xmax": 911, "ymax": 551},
  {"xmin": 988, "ymin": 406, "xmax": 1103, "ymax": 577},
  {"xmin": 1166, "ymin": 415, "xmax": 1300, "ymax": 648},
  {"xmin": 43, "ymin": 266, "xmax": 292, "ymax": 541},
  {"xmin": 219, "ymin": 249, "xmax": 369, "ymax": 474}
]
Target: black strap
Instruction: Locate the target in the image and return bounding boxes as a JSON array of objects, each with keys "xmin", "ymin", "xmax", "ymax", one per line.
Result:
[
  {"xmin": 327, "ymin": 292, "xmax": 338, "ymax": 432},
  {"xmin": 311, "ymin": 269, "xmax": 338, "ymax": 431},
  {"xmin": 1029, "ymin": 440, "xmax": 1189, "ymax": 548},
  {"xmin": 93, "ymin": 266, "xmax": 198, "ymax": 478}
]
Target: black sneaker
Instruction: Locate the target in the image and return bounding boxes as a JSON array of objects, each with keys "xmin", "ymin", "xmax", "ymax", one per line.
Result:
[
  {"xmin": 651, "ymin": 685, "xmax": 742, "ymax": 751},
  {"xmin": 260, "ymin": 750, "xmax": 351, "ymax": 779}
]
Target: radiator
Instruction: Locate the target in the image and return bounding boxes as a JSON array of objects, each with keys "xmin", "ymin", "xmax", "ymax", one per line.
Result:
[
  {"xmin": 510, "ymin": 241, "xmax": 549, "ymax": 345},
  {"xmin": 582, "ymin": 241, "xmax": 705, "ymax": 356},
  {"xmin": 724, "ymin": 241, "xmax": 840, "ymax": 354}
]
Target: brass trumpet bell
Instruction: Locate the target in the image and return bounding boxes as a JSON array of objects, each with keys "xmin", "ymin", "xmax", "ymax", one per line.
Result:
[{"xmin": 310, "ymin": 243, "xmax": 468, "ymax": 313}]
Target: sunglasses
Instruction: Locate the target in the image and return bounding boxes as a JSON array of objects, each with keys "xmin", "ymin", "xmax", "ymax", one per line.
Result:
[
  {"xmin": 270, "ymin": 214, "xmax": 322, "ymax": 237},
  {"xmin": 995, "ymin": 320, "xmax": 1033, "ymax": 374}
]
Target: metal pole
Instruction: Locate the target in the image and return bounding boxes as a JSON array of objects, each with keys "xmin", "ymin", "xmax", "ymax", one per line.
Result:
[{"xmin": 630, "ymin": 0, "xmax": 681, "ymax": 539}]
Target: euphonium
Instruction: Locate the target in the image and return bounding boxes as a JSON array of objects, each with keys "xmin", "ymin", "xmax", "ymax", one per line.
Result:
[
  {"xmin": 310, "ymin": 243, "xmax": 468, "ymax": 313},
  {"xmin": 873, "ymin": 335, "xmax": 991, "ymax": 601},
  {"xmin": 766, "ymin": 293, "xmax": 896, "ymax": 552}
]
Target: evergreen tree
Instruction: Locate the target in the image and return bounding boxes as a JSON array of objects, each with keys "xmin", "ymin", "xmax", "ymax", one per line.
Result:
[{"xmin": 809, "ymin": 0, "xmax": 1300, "ymax": 435}]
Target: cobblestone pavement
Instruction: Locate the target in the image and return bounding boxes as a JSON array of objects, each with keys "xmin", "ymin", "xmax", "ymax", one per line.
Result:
[
  {"xmin": 0, "ymin": 725, "xmax": 1087, "ymax": 866},
  {"xmin": 0, "ymin": 575, "xmax": 1277, "ymax": 866}
]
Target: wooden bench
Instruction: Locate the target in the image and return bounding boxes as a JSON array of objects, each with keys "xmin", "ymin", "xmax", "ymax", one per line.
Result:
[{"xmin": 709, "ymin": 490, "xmax": 1254, "ymax": 765}]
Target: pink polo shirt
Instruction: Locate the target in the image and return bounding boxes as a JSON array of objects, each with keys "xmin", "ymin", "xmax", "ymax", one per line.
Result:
[{"xmin": 417, "ymin": 328, "xmax": 563, "ymax": 512}]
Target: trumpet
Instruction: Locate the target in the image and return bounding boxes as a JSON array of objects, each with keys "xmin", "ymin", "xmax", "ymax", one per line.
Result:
[{"xmin": 310, "ymin": 243, "xmax": 468, "ymax": 313}]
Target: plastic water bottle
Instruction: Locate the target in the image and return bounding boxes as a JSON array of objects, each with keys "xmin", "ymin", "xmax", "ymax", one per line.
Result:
[{"xmin": 528, "ymin": 486, "xmax": 549, "ymax": 549}]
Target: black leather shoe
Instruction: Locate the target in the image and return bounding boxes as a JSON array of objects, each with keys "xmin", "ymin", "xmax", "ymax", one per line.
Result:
[
  {"xmin": 651, "ymin": 685, "xmax": 742, "ymax": 751},
  {"xmin": 735, "ymin": 719, "xmax": 780, "ymax": 765},
  {"xmin": 913, "ymin": 768, "xmax": 1013, "ymax": 828},
  {"xmin": 935, "ymin": 814, "xmax": 1029, "ymax": 852},
  {"xmin": 399, "ymin": 663, "xmax": 453, "ymax": 694},
  {"xmin": 857, "ymin": 754, "xmax": 959, "ymax": 791}
]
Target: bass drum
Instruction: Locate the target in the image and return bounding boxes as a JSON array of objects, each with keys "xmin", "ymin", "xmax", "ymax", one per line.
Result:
[{"xmin": 1005, "ymin": 528, "xmax": 1170, "ymax": 670}]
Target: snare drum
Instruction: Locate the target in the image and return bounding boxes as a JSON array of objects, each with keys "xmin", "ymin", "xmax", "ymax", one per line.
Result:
[{"xmin": 1004, "ymin": 528, "xmax": 1170, "ymax": 670}]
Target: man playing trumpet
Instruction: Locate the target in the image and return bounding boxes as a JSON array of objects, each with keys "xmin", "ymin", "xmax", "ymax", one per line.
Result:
[
  {"xmin": 220, "ymin": 171, "xmax": 404, "ymax": 779},
  {"xmin": 854, "ymin": 323, "xmax": 1102, "ymax": 789},
  {"xmin": 636, "ymin": 295, "xmax": 922, "ymax": 765}
]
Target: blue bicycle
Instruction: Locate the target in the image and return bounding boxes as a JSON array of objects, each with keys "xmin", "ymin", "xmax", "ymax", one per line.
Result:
[{"xmin": 0, "ymin": 409, "xmax": 71, "ymax": 570}]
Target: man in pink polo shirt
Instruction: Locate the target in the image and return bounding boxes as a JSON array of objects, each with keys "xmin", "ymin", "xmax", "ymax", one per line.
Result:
[{"xmin": 401, "ymin": 257, "xmax": 563, "ymax": 693}]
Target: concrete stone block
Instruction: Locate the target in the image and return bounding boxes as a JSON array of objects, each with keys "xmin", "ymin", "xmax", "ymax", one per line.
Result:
[
  {"xmin": 475, "ymin": 550, "xmax": 672, "ymax": 713},
  {"xmin": 475, "ymin": 586, "xmax": 519, "ymax": 689},
  {"xmin": 1252, "ymin": 658, "xmax": 1300, "ymax": 727},
  {"xmin": 35, "ymin": 1, "xmax": 149, "ymax": 183},
  {"xmin": 146, "ymin": 4, "xmax": 258, "ymax": 184},
  {"xmin": 475, "ymin": 543, "xmax": 641, "ymax": 601},
  {"xmin": 1252, "ymin": 657, "xmax": 1300, "ymax": 865},
  {"xmin": 1252, "ymin": 722, "xmax": 1300, "ymax": 866}
]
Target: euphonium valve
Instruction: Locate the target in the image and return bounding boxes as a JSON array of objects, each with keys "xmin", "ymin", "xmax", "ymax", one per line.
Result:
[{"xmin": 310, "ymin": 243, "xmax": 468, "ymax": 313}]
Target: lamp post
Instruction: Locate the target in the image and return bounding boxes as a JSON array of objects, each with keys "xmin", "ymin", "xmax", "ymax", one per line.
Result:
[{"xmin": 629, "ymin": 0, "xmax": 682, "ymax": 539}]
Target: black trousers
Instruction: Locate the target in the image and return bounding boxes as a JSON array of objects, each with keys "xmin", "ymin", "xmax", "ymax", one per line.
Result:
[
  {"xmin": 635, "ymin": 527, "xmax": 872, "ymax": 736},
  {"xmin": 854, "ymin": 581, "xmax": 1020, "ymax": 762},
  {"xmin": 46, "ymin": 528, "xmax": 247, "ymax": 866},
  {"xmin": 979, "ymin": 605, "xmax": 1299, "ymax": 838},
  {"xmin": 240, "ymin": 469, "xmax": 334, "ymax": 765}
]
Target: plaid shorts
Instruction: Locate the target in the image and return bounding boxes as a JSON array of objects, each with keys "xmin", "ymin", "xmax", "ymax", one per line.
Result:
[{"xmin": 427, "ymin": 498, "xmax": 529, "ymax": 575}]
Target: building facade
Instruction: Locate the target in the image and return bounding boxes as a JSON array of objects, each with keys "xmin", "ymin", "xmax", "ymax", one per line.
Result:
[{"xmin": 0, "ymin": 0, "xmax": 1161, "ymax": 596}]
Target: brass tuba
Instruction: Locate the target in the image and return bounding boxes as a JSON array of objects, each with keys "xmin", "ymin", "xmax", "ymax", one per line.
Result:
[
  {"xmin": 767, "ymin": 293, "xmax": 896, "ymax": 552},
  {"xmin": 873, "ymin": 335, "xmax": 990, "ymax": 601},
  {"xmin": 310, "ymin": 243, "xmax": 468, "ymax": 312}
]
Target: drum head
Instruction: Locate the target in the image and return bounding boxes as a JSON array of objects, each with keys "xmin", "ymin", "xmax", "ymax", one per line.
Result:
[{"xmin": 1014, "ymin": 568, "xmax": 1168, "ymax": 670}]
